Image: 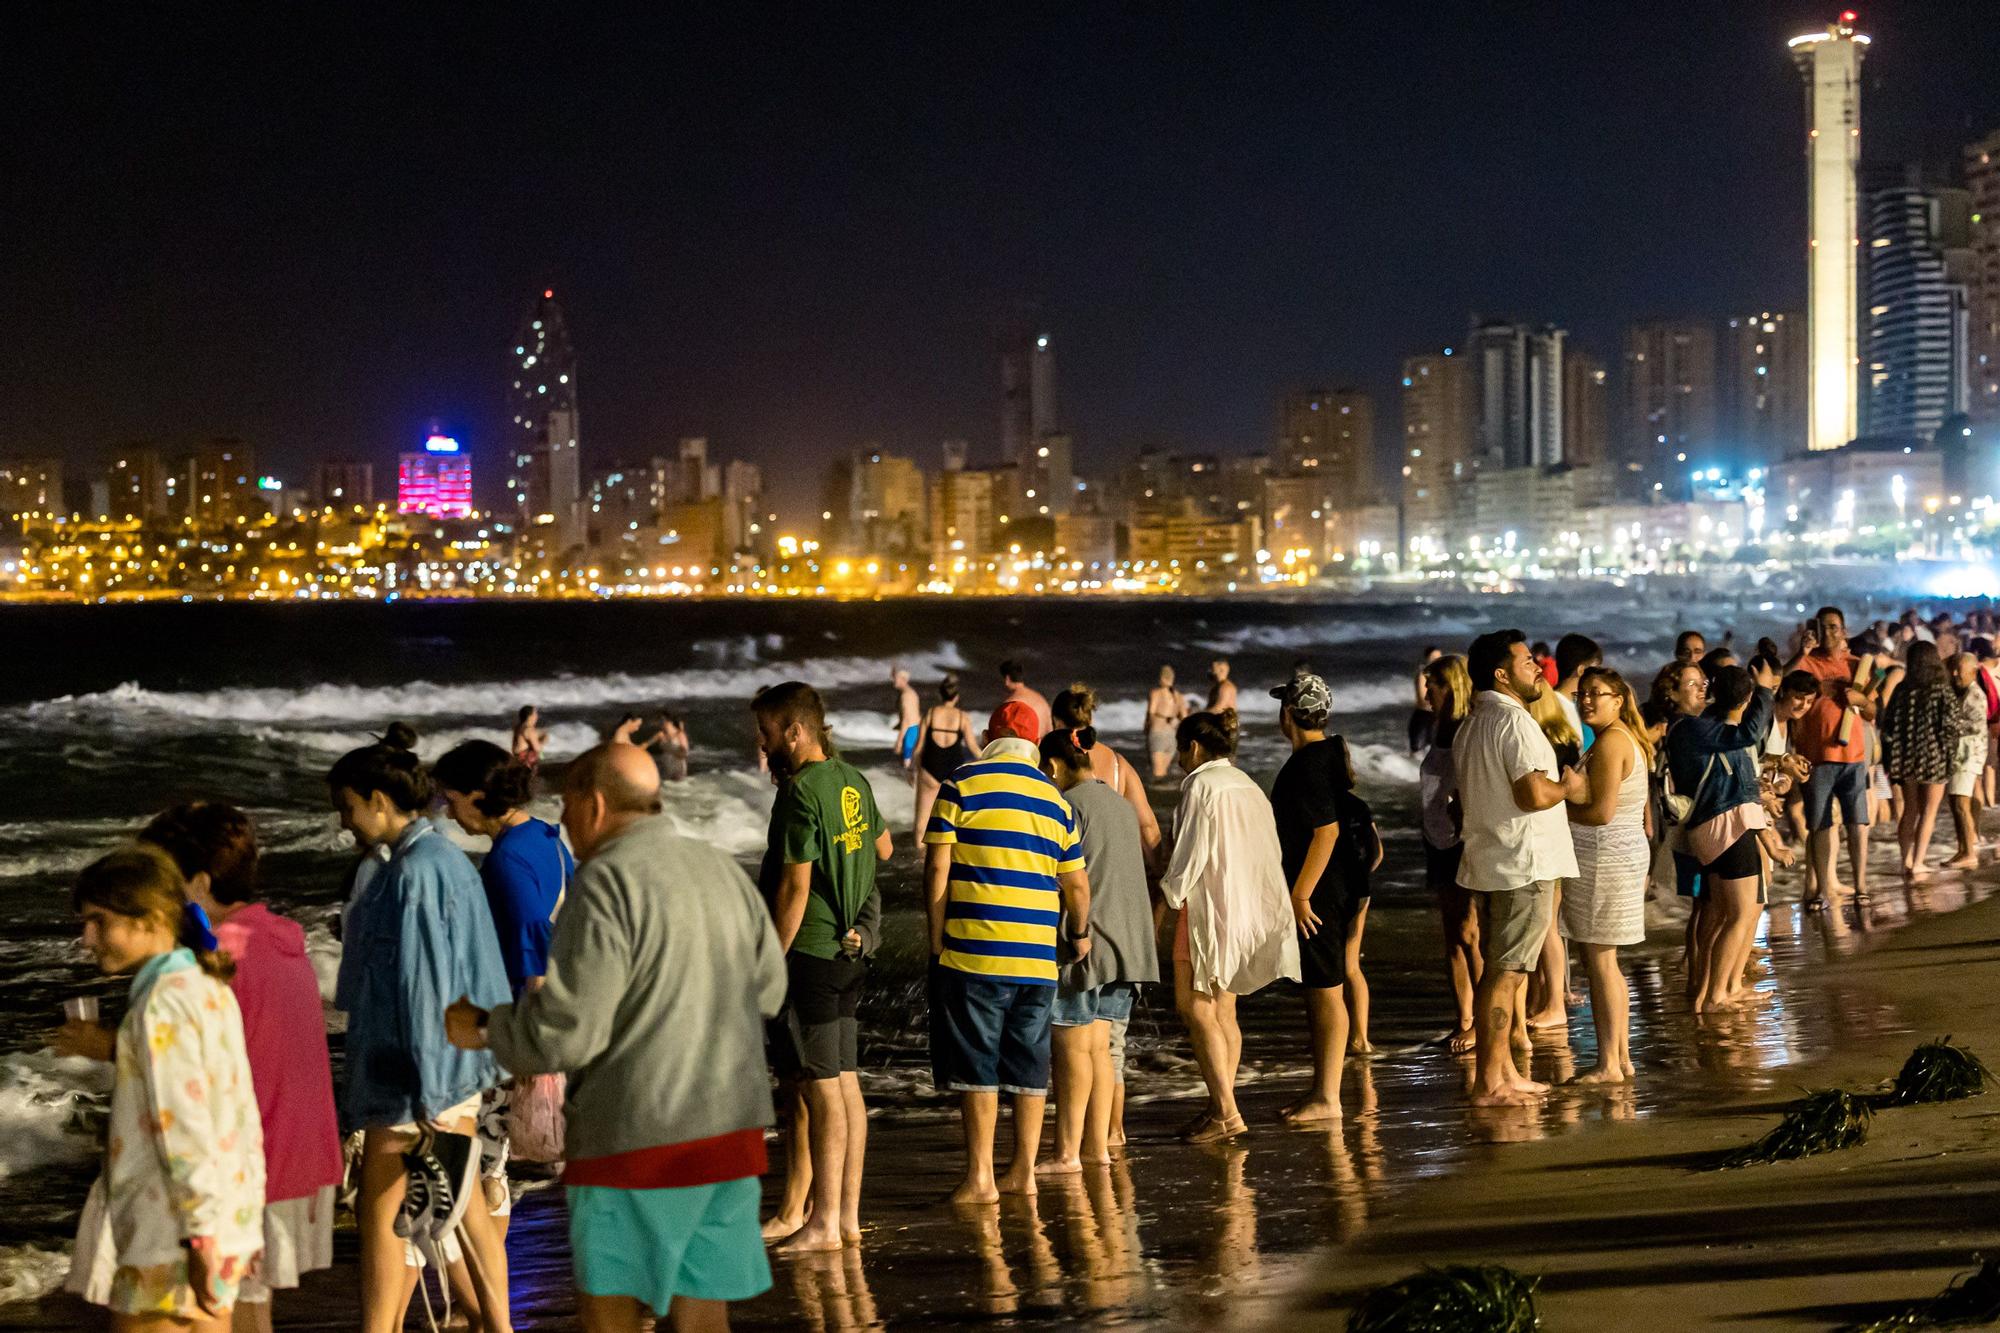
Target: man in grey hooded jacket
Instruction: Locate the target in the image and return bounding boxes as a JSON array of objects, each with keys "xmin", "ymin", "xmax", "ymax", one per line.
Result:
[{"xmin": 448, "ymin": 743, "xmax": 786, "ymax": 1332}]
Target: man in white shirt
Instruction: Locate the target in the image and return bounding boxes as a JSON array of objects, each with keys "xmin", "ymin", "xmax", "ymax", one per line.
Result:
[{"xmin": 1455, "ymin": 629, "xmax": 1585, "ymax": 1106}]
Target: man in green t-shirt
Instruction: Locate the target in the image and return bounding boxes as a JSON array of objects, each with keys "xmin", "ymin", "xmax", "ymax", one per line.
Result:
[{"xmin": 752, "ymin": 681, "xmax": 891, "ymax": 1254}]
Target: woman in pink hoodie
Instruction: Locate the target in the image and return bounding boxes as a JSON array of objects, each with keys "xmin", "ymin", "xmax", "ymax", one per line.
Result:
[{"xmin": 141, "ymin": 804, "xmax": 344, "ymax": 1333}]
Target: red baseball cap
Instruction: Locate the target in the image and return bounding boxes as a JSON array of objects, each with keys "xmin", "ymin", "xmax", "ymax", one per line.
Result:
[{"xmin": 988, "ymin": 700, "xmax": 1042, "ymax": 743}]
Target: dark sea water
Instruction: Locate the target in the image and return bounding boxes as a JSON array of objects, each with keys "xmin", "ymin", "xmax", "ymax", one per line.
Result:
[{"xmin": 0, "ymin": 587, "xmax": 1851, "ymax": 1319}]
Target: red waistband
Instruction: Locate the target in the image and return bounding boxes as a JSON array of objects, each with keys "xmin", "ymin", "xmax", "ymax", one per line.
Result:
[{"xmin": 562, "ymin": 1127, "xmax": 768, "ymax": 1190}]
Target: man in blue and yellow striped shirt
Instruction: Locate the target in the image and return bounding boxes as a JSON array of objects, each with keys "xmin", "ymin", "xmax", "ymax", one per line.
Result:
[{"xmin": 924, "ymin": 700, "xmax": 1091, "ymax": 1203}]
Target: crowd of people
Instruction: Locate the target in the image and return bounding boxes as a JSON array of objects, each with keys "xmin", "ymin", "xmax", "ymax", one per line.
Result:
[{"xmin": 40, "ymin": 602, "xmax": 2000, "ymax": 1328}]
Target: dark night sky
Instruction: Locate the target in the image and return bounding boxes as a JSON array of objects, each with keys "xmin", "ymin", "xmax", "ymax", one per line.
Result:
[{"xmin": 5, "ymin": 3, "xmax": 1999, "ymax": 512}]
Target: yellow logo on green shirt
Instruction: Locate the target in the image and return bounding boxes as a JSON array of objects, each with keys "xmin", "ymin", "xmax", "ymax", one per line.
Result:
[{"xmin": 836, "ymin": 785, "xmax": 867, "ymax": 854}]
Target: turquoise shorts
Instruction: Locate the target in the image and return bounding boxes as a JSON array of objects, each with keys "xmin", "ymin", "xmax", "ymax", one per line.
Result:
[{"xmin": 568, "ymin": 1177, "xmax": 771, "ymax": 1311}]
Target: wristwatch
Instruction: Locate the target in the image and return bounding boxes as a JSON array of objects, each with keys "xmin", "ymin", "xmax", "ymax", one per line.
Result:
[{"xmin": 1063, "ymin": 922, "xmax": 1092, "ymax": 942}]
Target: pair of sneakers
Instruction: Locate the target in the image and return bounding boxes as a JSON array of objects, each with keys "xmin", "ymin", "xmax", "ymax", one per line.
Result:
[{"xmin": 395, "ymin": 1123, "xmax": 482, "ymax": 1332}]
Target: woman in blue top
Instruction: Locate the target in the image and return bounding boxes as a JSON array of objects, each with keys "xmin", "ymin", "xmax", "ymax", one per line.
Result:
[
  {"xmin": 329, "ymin": 732, "xmax": 514, "ymax": 1333},
  {"xmin": 434, "ymin": 740, "xmax": 573, "ymax": 995}
]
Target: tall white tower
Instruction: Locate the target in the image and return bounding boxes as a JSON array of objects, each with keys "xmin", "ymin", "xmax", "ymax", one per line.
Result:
[{"xmin": 1789, "ymin": 13, "xmax": 1868, "ymax": 453}]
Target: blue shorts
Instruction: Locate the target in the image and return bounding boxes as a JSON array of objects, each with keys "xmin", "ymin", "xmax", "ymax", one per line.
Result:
[
  {"xmin": 900, "ymin": 725, "xmax": 921, "ymax": 762},
  {"xmin": 1803, "ymin": 759, "xmax": 1871, "ymax": 832},
  {"xmin": 1050, "ymin": 981, "xmax": 1136, "ymax": 1028},
  {"xmin": 929, "ymin": 966, "xmax": 1054, "ymax": 1095},
  {"xmin": 568, "ymin": 1177, "xmax": 771, "ymax": 1312}
]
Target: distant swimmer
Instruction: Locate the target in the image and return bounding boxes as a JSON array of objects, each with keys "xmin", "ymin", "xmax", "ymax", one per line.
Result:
[
  {"xmin": 1000, "ymin": 659, "xmax": 1054, "ymax": 736},
  {"xmin": 607, "ymin": 712, "xmax": 643, "ymax": 746},
  {"xmin": 911, "ymin": 674, "xmax": 977, "ymax": 845},
  {"xmin": 1206, "ymin": 658, "xmax": 1237, "ymax": 714},
  {"xmin": 645, "ymin": 709, "xmax": 690, "ymax": 782},
  {"xmin": 1146, "ymin": 666, "xmax": 1188, "ymax": 780},
  {"xmin": 511, "ymin": 705, "xmax": 548, "ymax": 769},
  {"xmin": 892, "ymin": 668, "xmax": 922, "ymax": 771}
]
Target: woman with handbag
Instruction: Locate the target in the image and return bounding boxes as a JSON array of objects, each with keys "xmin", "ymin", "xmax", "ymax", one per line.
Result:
[{"xmin": 433, "ymin": 740, "xmax": 576, "ymax": 1228}]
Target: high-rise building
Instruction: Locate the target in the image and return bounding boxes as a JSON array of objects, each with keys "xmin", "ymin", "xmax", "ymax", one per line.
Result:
[
  {"xmin": 1864, "ymin": 173, "xmax": 1974, "ymax": 441},
  {"xmin": 1789, "ymin": 14, "xmax": 1869, "ymax": 452},
  {"xmin": 314, "ymin": 461, "xmax": 375, "ymax": 511},
  {"xmin": 931, "ymin": 467, "xmax": 996, "ymax": 577},
  {"xmin": 1400, "ymin": 350, "xmax": 1473, "ymax": 555},
  {"xmin": 824, "ymin": 448, "xmax": 927, "ymax": 553},
  {"xmin": 723, "ymin": 460, "xmax": 763, "ymax": 556},
  {"xmin": 508, "ymin": 289, "xmax": 582, "ymax": 548},
  {"xmin": 397, "ymin": 435, "xmax": 473, "ymax": 519},
  {"xmin": 1279, "ymin": 389, "xmax": 1374, "ymax": 498},
  {"xmin": 662, "ymin": 437, "xmax": 720, "ymax": 506},
  {"xmin": 1622, "ymin": 321, "xmax": 1718, "ymax": 495},
  {"xmin": 1469, "ymin": 321, "xmax": 1565, "ymax": 469},
  {"xmin": 185, "ymin": 441, "xmax": 255, "ymax": 531},
  {"xmin": 1560, "ymin": 351, "xmax": 1610, "ymax": 469},
  {"xmin": 1967, "ymin": 129, "xmax": 2000, "ymax": 423},
  {"xmin": 102, "ymin": 448, "xmax": 166, "ymax": 522},
  {"xmin": 1722, "ymin": 312, "xmax": 1808, "ymax": 467},
  {"xmin": 0, "ymin": 457, "xmax": 63, "ymax": 521},
  {"xmin": 1000, "ymin": 330, "xmax": 1068, "ymax": 513}
]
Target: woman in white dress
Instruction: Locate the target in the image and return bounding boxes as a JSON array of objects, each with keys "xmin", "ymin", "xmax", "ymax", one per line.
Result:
[
  {"xmin": 1562, "ymin": 667, "xmax": 1654, "ymax": 1084},
  {"xmin": 1161, "ymin": 711, "xmax": 1300, "ymax": 1142}
]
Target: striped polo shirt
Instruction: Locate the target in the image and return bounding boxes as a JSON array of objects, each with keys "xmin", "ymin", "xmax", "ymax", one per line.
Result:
[{"xmin": 923, "ymin": 739, "xmax": 1084, "ymax": 985}]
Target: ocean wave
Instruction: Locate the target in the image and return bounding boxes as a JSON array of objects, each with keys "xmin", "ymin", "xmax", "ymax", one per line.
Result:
[
  {"xmin": 0, "ymin": 1244, "xmax": 69, "ymax": 1306},
  {"xmin": 1349, "ymin": 742, "xmax": 1421, "ymax": 786},
  {"xmin": 24, "ymin": 643, "xmax": 968, "ymax": 727},
  {"xmin": 251, "ymin": 721, "xmax": 602, "ymax": 765},
  {"xmin": 0, "ymin": 1051, "xmax": 109, "ymax": 1180},
  {"xmin": 1195, "ymin": 615, "xmax": 1483, "ymax": 657}
]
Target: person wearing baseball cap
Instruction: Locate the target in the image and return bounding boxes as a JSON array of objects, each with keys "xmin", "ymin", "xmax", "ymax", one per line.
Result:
[
  {"xmin": 921, "ymin": 696, "xmax": 1092, "ymax": 1202},
  {"xmin": 1269, "ymin": 674, "xmax": 1381, "ymax": 1124}
]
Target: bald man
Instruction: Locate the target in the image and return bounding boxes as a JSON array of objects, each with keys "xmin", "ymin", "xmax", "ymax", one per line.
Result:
[{"xmin": 447, "ymin": 744, "xmax": 786, "ymax": 1330}]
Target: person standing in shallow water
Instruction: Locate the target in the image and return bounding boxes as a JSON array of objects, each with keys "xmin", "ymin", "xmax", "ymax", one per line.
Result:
[
  {"xmin": 910, "ymin": 672, "xmax": 976, "ymax": 846},
  {"xmin": 1419, "ymin": 654, "xmax": 1480, "ymax": 1055},
  {"xmin": 1561, "ymin": 669, "xmax": 1653, "ymax": 1083},
  {"xmin": 1271, "ymin": 676, "xmax": 1380, "ymax": 1124},
  {"xmin": 1147, "ymin": 665, "xmax": 1188, "ymax": 780},
  {"xmin": 1161, "ymin": 710, "xmax": 1299, "ymax": 1141},
  {"xmin": 448, "ymin": 744, "xmax": 787, "ymax": 1332},
  {"xmin": 752, "ymin": 682, "xmax": 890, "ymax": 1254},
  {"xmin": 923, "ymin": 702, "xmax": 1091, "ymax": 1203},
  {"xmin": 1454, "ymin": 630, "xmax": 1583, "ymax": 1107},
  {"xmin": 1206, "ymin": 659, "xmax": 1237, "ymax": 714}
]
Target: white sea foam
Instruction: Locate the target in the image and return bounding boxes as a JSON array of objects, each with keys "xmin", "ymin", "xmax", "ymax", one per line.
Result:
[
  {"xmin": 26, "ymin": 643, "xmax": 967, "ymax": 727},
  {"xmin": 1349, "ymin": 742, "xmax": 1421, "ymax": 786},
  {"xmin": 1195, "ymin": 615, "xmax": 1482, "ymax": 656},
  {"xmin": 0, "ymin": 1244, "xmax": 70, "ymax": 1306},
  {"xmin": 254, "ymin": 720, "xmax": 601, "ymax": 764},
  {"xmin": 0, "ymin": 1051, "xmax": 109, "ymax": 1180}
]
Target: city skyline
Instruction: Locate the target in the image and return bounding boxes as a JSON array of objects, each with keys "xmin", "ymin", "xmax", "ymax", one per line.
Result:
[{"xmin": 5, "ymin": 4, "xmax": 2000, "ymax": 512}]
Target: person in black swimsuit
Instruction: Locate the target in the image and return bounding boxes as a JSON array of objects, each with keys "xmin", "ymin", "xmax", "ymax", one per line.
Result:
[{"xmin": 911, "ymin": 673, "xmax": 976, "ymax": 843}]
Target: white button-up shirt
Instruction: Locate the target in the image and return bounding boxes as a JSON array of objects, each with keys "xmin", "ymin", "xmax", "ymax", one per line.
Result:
[
  {"xmin": 1161, "ymin": 758, "xmax": 1300, "ymax": 996},
  {"xmin": 1454, "ymin": 689, "xmax": 1579, "ymax": 892}
]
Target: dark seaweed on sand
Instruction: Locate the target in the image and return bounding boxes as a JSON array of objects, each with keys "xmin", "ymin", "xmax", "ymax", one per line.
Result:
[
  {"xmin": 1346, "ymin": 1264, "xmax": 1540, "ymax": 1333},
  {"xmin": 1837, "ymin": 1256, "xmax": 2000, "ymax": 1331},
  {"xmin": 1713, "ymin": 1089, "xmax": 1871, "ymax": 1169},
  {"xmin": 1873, "ymin": 1038, "xmax": 1988, "ymax": 1108}
]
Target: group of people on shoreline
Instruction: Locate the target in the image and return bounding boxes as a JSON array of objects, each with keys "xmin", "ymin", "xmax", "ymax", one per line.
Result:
[{"xmin": 38, "ymin": 601, "xmax": 2000, "ymax": 1328}]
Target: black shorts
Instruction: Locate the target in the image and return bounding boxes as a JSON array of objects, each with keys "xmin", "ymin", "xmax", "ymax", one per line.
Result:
[
  {"xmin": 1424, "ymin": 841, "xmax": 1464, "ymax": 892},
  {"xmin": 771, "ymin": 952, "xmax": 866, "ymax": 1082},
  {"xmin": 1701, "ymin": 832, "xmax": 1762, "ymax": 882},
  {"xmin": 1298, "ymin": 888, "xmax": 1352, "ymax": 989}
]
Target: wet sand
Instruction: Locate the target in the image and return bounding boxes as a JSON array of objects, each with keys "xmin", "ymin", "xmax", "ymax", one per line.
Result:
[
  {"xmin": 12, "ymin": 847, "xmax": 2000, "ymax": 1328},
  {"xmin": 1283, "ymin": 862, "xmax": 2000, "ymax": 1332}
]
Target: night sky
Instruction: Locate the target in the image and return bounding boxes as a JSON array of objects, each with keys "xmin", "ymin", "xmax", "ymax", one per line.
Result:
[{"xmin": 6, "ymin": 3, "xmax": 1999, "ymax": 512}]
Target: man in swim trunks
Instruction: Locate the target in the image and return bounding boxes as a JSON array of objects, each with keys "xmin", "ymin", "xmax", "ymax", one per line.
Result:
[
  {"xmin": 893, "ymin": 668, "xmax": 922, "ymax": 770},
  {"xmin": 1207, "ymin": 659, "xmax": 1237, "ymax": 714}
]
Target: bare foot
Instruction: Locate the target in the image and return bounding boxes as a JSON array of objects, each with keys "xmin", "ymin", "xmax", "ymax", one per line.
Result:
[
  {"xmin": 1347, "ymin": 1039, "xmax": 1375, "ymax": 1056},
  {"xmin": 1034, "ymin": 1156, "xmax": 1082, "ymax": 1177},
  {"xmin": 1507, "ymin": 1072, "xmax": 1550, "ymax": 1095},
  {"xmin": 1945, "ymin": 854, "xmax": 1980, "ymax": 869},
  {"xmin": 1280, "ymin": 1098, "xmax": 1343, "ymax": 1125},
  {"xmin": 1107, "ymin": 1129, "xmax": 1127, "ymax": 1148},
  {"xmin": 1568, "ymin": 1064, "xmax": 1631, "ymax": 1086},
  {"xmin": 1447, "ymin": 1025, "xmax": 1477, "ymax": 1056},
  {"xmin": 996, "ymin": 1168, "xmax": 1038, "ymax": 1197},
  {"xmin": 843, "ymin": 1226, "xmax": 863, "ymax": 1245},
  {"xmin": 776, "ymin": 1224, "xmax": 844, "ymax": 1255},
  {"xmin": 761, "ymin": 1212, "xmax": 807, "ymax": 1241},
  {"xmin": 1469, "ymin": 1083, "xmax": 1542, "ymax": 1106},
  {"xmin": 948, "ymin": 1180, "xmax": 999, "ymax": 1206},
  {"xmin": 1526, "ymin": 1011, "xmax": 1566, "ymax": 1030},
  {"xmin": 1080, "ymin": 1151, "xmax": 1112, "ymax": 1166}
]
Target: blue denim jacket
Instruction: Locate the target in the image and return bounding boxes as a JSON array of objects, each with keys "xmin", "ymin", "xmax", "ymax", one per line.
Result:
[
  {"xmin": 335, "ymin": 821, "xmax": 511, "ymax": 1131},
  {"xmin": 1665, "ymin": 687, "xmax": 1774, "ymax": 829}
]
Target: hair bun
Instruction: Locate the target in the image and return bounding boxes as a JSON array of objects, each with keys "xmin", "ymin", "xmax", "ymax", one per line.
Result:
[{"xmin": 381, "ymin": 721, "xmax": 419, "ymax": 752}]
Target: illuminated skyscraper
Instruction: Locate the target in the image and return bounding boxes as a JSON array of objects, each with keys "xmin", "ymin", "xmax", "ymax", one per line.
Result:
[
  {"xmin": 1622, "ymin": 320, "xmax": 1718, "ymax": 495},
  {"xmin": 1468, "ymin": 321, "xmax": 1564, "ymax": 469},
  {"xmin": 1280, "ymin": 389, "xmax": 1374, "ymax": 498},
  {"xmin": 509, "ymin": 289, "xmax": 582, "ymax": 548},
  {"xmin": 1789, "ymin": 13, "xmax": 1869, "ymax": 452},
  {"xmin": 1000, "ymin": 330, "xmax": 1068, "ymax": 513},
  {"xmin": 1400, "ymin": 349, "xmax": 1472, "ymax": 555},
  {"xmin": 1722, "ymin": 312, "xmax": 1808, "ymax": 467},
  {"xmin": 1864, "ymin": 174, "xmax": 1972, "ymax": 441},
  {"xmin": 398, "ymin": 435, "xmax": 473, "ymax": 519},
  {"xmin": 1961, "ymin": 128, "xmax": 2000, "ymax": 422}
]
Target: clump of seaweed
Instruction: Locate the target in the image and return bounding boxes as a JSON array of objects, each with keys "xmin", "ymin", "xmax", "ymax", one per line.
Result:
[
  {"xmin": 1838, "ymin": 1256, "xmax": 2000, "ymax": 1331},
  {"xmin": 1347, "ymin": 1264, "xmax": 1540, "ymax": 1333},
  {"xmin": 1873, "ymin": 1038, "xmax": 1988, "ymax": 1109},
  {"xmin": 1713, "ymin": 1088, "xmax": 1871, "ymax": 1169}
]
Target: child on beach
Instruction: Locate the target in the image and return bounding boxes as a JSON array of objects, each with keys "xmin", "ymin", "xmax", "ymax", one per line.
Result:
[{"xmin": 62, "ymin": 844, "xmax": 265, "ymax": 1331}]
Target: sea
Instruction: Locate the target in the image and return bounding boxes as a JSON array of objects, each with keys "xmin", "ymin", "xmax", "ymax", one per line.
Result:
[{"xmin": 0, "ymin": 581, "xmax": 1927, "ymax": 1318}]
